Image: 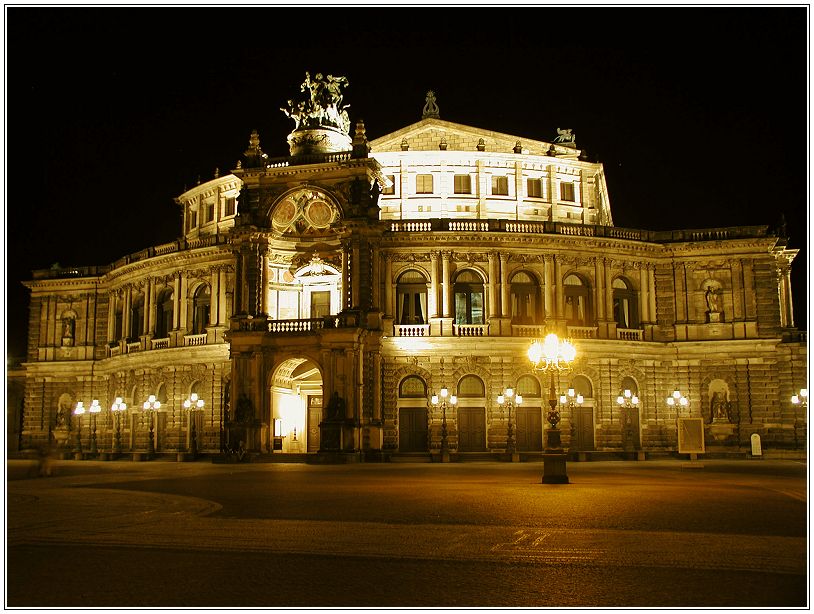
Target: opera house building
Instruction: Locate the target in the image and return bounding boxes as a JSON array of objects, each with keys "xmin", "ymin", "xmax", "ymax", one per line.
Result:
[{"xmin": 11, "ymin": 74, "xmax": 806, "ymax": 463}]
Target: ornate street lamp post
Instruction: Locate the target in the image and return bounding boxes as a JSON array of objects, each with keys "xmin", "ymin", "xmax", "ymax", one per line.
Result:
[
  {"xmin": 559, "ymin": 388, "xmax": 584, "ymax": 443},
  {"xmin": 88, "ymin": 399, "xmax": 102, "ymax": 455},
  {"xmin": 528, "ymin": 333, "xmax": 577, "ymax": 484},
  {"xmin": 111, "ymin": 397, "xmax": 127, "ymax": 455},
  {"xmin": 142, "ymin": 395, "xmax": 161, "ymax": 457},
  {"xmin": 183, "ymin": 393, "xmax": 205, "ymax": 459},
  {"xmin": 497, "ymin": 388, "xmax": 522, "ymax": 462},
  {"xmin": 791, "ymin": 388, "xmax": 807, "ymax": 450},
  {"xmin": 73, "ymin": 402, "xmax": 86, "ymax": 458},
  {"xmin": 615, "ymin": 389, "xmax": 640, "ymax": 452},
  {"xmin": 431, "ymin": 388, "xmax": 457, "ymax": 463}
]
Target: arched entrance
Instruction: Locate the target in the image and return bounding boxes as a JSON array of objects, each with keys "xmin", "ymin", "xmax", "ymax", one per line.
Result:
[{"xmin": 270, "ymin": 358, "xmax": 323, "ymax": 454}]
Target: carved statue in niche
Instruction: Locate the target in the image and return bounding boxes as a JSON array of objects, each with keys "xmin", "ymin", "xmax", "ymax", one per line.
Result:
[
  {"xmin": 61, "ymin": 317, "xmax": 75, "ymax": 346},
  {"xmin": 325, "ymin": 391, "xmax": 346, "ymax": 420},
  {"xmin": 234, "ymin": 393, "xmax": 254, "ymax": 424},
  {"xmin": 710, "ymin": 391, "xmax": 732, "ymax": 423},
  {"xmin": 704, "ymin": 280, "xmax": 722, "ymax": 323}
]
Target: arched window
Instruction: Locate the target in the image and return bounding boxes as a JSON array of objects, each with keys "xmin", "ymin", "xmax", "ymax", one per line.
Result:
[
  {"xmin": 155, "ymin": 289, "xmax": 174, "ymax": 339},
  {"xmin": 619, "ymin": 376, "xmax": 638, "ymax": 396},
  {"xmin": 399, "ymin": 376, "xmax": 427, "ymax": 398},
  {"xmin": 396, "ymin": 270, "xmax": 428, "ymax": 325},
  {"xmin": 454, "ymin": 270, "xmax": 485, "ymax": 325},
  {"xmin": 457, "ymin": 375, "xmax": 485, "ymax": 398},
  {"xmin": 516, "ymin": 375, "xmax": 541, "ymax": 398},
  {"xmin": 192, "ymin": 285, "xmax": 211, "ymax": 335},
  {"xmin": 130, "ymin": 293, "xmax": 145, "ymax": 340},
  {"xmin": 563, "ymin": 274, "xmax": 591, "ymax": 326},
  {"xmin": 571, "ymin": 374, "xmax": 594, "ymax": 399},
  {"xmin": 510, "ymin": 271, "xmax": 542, "ymax": 324},
  {"xmin": 612, "ymin": 277, "xmax": 639, "ymax": 329}
]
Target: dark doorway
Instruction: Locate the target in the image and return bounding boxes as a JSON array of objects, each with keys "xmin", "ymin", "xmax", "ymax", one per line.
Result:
[
  {"xmin": 572, "ymin": 406, "xmax": 595, "ymax": 451},
  {"xmin": 457, "ymin": 407, "xmax": 486, "ymax": 452},
  {"xmin": 399, "ymin": 408, "xmax": 428, "ymax": 452},
  {"xmin": 515, "ymin": 407, "xmax": 543, "ymax": 451}
]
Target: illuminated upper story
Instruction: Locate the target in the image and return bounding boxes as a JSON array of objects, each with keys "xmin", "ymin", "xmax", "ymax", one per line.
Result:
[{"xmin": 369, "ymin": 117, "xmax": 613, "ymax": 226}]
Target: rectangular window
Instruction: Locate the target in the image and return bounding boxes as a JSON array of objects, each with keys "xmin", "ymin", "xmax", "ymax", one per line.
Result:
[
  {"xmin": 205, "ymin": 202, "xmax": 215, "ymax": 223},
  {"xmin": 527, "ymin": 178, "xmax": 542, "ymax": 198},
  {"xmin": 224, "ymin": 197, "xmax": 236, "ymax": 216},
  {"xmin": 382, "ymin": 175, "xmax": 396, "ymax": 195},
  {"xmin": 454, "ymin": 174, "xmax": 472, "ymax": 194},
  {"xmin": 491, "ymin": 176, "xmax": 509, "ymax": 196},
  {"xmin": 188, "ymin": 208, "xmax": 198, "ymax": 231},
  {"xmin": 416, "ymin": 174, "xmax": 433, "ymax": 194},
  {"xmin": 560, "ymin": 181, "xmax": 575, "ymax": 202},
  {"xmin": 310, "ymin": 291, "xmax": 331, "ymax": 319}
]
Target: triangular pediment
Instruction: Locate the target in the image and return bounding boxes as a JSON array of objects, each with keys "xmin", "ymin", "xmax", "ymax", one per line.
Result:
[{"xmin": 369, "ymin": 118, "xmax": 567, "ymax": 156}]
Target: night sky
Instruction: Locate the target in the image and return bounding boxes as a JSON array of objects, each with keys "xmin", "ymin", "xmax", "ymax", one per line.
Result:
[{"xmin": 5, "ymin": 7, "xmax": 808, "ymax": 360}]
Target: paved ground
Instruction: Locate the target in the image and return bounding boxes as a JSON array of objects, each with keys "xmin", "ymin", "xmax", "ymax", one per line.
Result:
[{"xmin": 5, "ymin": 458, "xmax": 808, "ymax": 608}]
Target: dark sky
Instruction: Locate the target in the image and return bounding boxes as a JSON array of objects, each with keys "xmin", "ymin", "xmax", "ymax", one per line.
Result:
[{"xmin": 5, "ymin": 7, "xmax": 808, "ymax": 359}]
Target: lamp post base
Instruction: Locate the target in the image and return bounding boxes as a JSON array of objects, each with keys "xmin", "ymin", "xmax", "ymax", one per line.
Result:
[{"xmin": 542, "ymin": 452, "xmax": 569, "ymax": 483}]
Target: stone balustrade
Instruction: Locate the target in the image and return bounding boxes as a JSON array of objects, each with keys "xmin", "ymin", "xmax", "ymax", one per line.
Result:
[{"xmin": 394, "ymin": 324, "xmax": 429, "ymax": 337}]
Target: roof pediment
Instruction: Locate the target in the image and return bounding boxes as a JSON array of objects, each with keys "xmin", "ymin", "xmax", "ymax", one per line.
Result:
[{"xmin": 369, "ymin": 118, "xmax": 571, "ymax": 157}]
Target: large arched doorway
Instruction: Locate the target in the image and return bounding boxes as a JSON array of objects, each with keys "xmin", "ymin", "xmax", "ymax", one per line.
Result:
[{"xmin": 270, "ymin": 358, "xmax": 323, "ymax": 454}]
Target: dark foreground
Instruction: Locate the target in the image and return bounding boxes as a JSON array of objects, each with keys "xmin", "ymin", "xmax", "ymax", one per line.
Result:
[{"xmin": 6, "ymin": 459, "xmax": 808, "ymax": 608}]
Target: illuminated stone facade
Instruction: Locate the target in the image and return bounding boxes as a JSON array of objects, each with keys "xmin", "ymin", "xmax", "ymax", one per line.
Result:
[{"xmin": 16, "ymin": 81, "xmax": 806, "ymax": 461}]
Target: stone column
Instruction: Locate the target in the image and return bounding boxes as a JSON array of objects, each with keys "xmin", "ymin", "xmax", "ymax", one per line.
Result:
[
  {"xmin": 173, "ymin": 273, "xmax": 181, "ymax": 330},
  {"xmin": 383, "ymin": 253, "xmax": 393, "ymax": 318},
  {"xmin": 544, "ymin": 255, "xmax": 554, "ymax": 321},
  {"xmin": 107, "ymin": 292, "xmax": 116, "ymax": 342},
  {"xmin": 259, "ymin": 248, "xmax": 269, "ymax": 315},
  {"xmin": 500, "ymin": 252, "xmax": 510, "ymax": 319},
  {"xmin": 210, "ymin": 267, "xmax": 219, "ymax": 326},
  {"xmin": 554, "ymin": 256, "xmax": 563, "ymax": 326},
  {"xmin": 780, "ymin": 265, "xmax": 793, "ymax": 328},
  {"xmin": 218, "ymin": 267, "xmax": 228, "ymax": 325},
  {"xmin": 639, "ymin": 264, "xmax": 649, "ymax": 324},
  {"xmin": 487, "ymin": 251, "xmax": 499, "ymax": 318},
  {"xmin": 595, "ymin": 257, "xmax": 606, "ymax": 321},
  {"xmin": 179, "ymin": 274, "xmax": 188, "ymax": 331},
  {"xmin": 648, "ymin": 265, "xmax": 657, "ymax": 326},
  {"xmin": 341, "ymin": 241, "xmax": 351, "ymax": 311},
  {"xmin": 604, "ymin": 259, "xmax": 614, "ymax": 327},
  {"xmin": 122, "ymin": 287, "xmax": 132, "ymax": 339},
  {"xmin": 441, "ymin": 251, "xmax": 452, "ymax": 318},
  {"xmin": 428, "ymin": 252, "xmax": 439, "ymax": 318},
  {"xmin": 371, "ymin": 247, "xmax": 381, "ymax": 311},
  {"xmin": 146, "ymin": 278, "xmax": 155, "ymax": 335}
]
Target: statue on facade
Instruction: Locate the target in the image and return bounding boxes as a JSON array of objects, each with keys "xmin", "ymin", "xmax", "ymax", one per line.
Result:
[
  {"xmin": 326, "ymin": 391, "xmax": 346, "ymax": 420},
  {"xmin": 705, "ymin": 285, "xmax": 720, "ymax": 313},
  {"xmin": 422, "ymin": 91, "xmax": 440, "ymax": 119},
  {"xmin": 281, "ymin": 72, "xmax": 351, "ymax": 134},
  {"xmin": 553, "ymin": 128, "xmax": 575, "ymax": 144},
  {"xmin": 710, "ymin": 391, "xmax": 731, "ymax": 423},
  {"xmin": 234, "ymin": 393, "xmax": 254, "ymax": 424}
]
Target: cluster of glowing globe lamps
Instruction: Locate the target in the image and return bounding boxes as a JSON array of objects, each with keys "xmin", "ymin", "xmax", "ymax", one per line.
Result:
[
  {"xmin": 665, "ymin": 389, "xmax": 689, "ymax": 411},
  {"xmin": 430, "ymin": 388, "xmax": 457, "ymax": 461}
]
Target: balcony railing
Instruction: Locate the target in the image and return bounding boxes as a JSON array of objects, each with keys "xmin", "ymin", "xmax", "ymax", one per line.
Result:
[
  {"xmin": 511, "ymin": 324, "xmax": 547, "ymax": 338},
  {"xmin": 126, "ymin": 341, "xmax": 142, "ymax": 353},
  {"xmin": 454, "ymin": 323, "xmax": 488, "ymax": 337},
  {"xmin": 616, "ymin": 328, "xmax": 643, "ymax": 341},
  {"xmin": 567, "ymin": 326, "xmax": 597, "ymax": 339},
  {"xmin": 108, "ymin": 345, "xmax": 121, "ymax": 357},
  {"xmin": 184, "ymin": 333, "xmax": 208, "ymax": 346},
  {"xmin": 151, "ymin": 337, "xmax": 170, "ymax": 350},
  {"xmin": 394, "ymin": 324, "xmax": 430, "ymax": 337}
]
